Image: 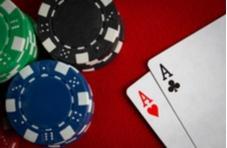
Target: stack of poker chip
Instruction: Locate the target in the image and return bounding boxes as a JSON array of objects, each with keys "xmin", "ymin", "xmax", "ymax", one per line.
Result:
[
  {"xmin": 37, "ymin": 0, "xmax": 124, "ymax": 72},
  {"xmin": 5, "ymin": 60, "xmax": 94, "ymax": 146},
  {"xmin": 0, "ymin": 0, "xmax": 37, "ymax": 83},
  {"xmin": 2, "ymin": 0, "xmax": 125, "ymax": 146}
]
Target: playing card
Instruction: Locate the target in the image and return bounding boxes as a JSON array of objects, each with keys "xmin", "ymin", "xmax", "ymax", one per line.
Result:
[
  {"xmin": 148, "ymin": 15, "xmax": 226, "ymax": 148},
  {"xmin": 126, "ymin": 72, "xmax": 195, "ymax": 148}
]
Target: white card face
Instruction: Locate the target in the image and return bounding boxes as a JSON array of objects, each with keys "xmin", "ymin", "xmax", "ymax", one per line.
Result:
[
  {"xmin": 148, "ymin": 15, "xmax": 226, "ymax": 148},
  {"xmin": 127, "ymin": 72, "xmax": 195, "ymax": 148}
]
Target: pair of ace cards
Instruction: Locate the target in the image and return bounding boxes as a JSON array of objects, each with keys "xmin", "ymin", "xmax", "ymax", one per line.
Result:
[{"xmin": 127, "ymin": 15, "xmax": 226, "ymax": 148}]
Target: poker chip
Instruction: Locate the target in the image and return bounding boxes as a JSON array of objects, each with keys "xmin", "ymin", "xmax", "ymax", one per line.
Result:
[
  {"xmin": 37, "ymin": 0, "xmax": 121, "ymax": 70},
  {"xmin": 0, "ymin": 0, "xmax": 28, "ymax": 74},
  {"xmin": 0, "ymin": 0, "xmax": 124, "ymax": 147},
  {"xmin": 1, "ymin": 15, "xmax": 37, "ymax": 81},
  {"xmin": 80, "ymin": 15, "xmax": 125, "ymax": 71},
  {"xmin": 50, "ymin": 100, "xmax": 94, "ymax": 147},
  {"xmin": 0, "ymin": 0, "xmax": 38, "ymax": 83},
  {"xmin": 6, "ymin": 60, "xmax": 93, "ymax": 145},
  {"xmin": 48, "ymin": 76, "xmax": 95, "ymax": 147}
]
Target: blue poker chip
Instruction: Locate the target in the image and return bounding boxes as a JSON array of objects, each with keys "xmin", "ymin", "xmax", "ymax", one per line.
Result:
[
  {"xmin": 48, "ymin": 88, "xmax": 94, "ymax": 147},
  {"xmin": 5, "ymin": 60, "xmax": 93, "ymax": 145},
  {"xmin": 65, "ymin": 99, "xmax": 94, "ymax": 144},
  {"xmin": 52, "ymin": 99, "xmax": 94, "ymax": 146}
]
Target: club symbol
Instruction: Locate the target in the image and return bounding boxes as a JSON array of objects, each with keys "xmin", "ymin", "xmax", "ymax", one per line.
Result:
[{"xmin": 168, "ymin": 80, "xmax": 180, "ymax": 92}]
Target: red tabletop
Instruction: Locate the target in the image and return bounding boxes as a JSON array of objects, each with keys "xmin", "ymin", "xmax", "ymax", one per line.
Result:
[{"xmin": 3, "ymin": 0, "xmax": 226, "ymax": 147}]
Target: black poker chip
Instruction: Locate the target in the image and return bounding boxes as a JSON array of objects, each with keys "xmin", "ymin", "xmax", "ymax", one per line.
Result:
[
  {"xmin": 79, "ymin": 15, "xmax": 125, "ymax": 72},
  {"xmin": 37, "ymin": 0, "xmax": 121, "ymax": 70}
]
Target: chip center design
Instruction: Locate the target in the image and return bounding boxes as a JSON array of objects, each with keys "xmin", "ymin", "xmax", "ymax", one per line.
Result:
[
  {"xmin": 53, "ymin": 0, "xmax": 102, "ymax": 47},
  {"xmin": 22, "ymin": 77, "xmax": 72, "ymax": 128}
]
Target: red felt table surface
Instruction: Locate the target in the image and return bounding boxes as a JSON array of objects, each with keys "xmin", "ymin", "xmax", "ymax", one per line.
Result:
[{"xmin": 6, "ymin": 0, "xmax": 226, "ymax": 147}]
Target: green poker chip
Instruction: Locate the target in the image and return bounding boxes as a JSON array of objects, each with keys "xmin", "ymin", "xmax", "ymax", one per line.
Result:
[
  {"xmin": 0, "ymin": 0, "xmax": 28, "ymax": 73},
  {"xmin": 0, "ymin": 0, "xmax": 38, "ymax": 83},
  {"xmin": 0, "ymin": 13, "xmax": 8, "ymax": 52},
  {"xmin": 0, "ymin": 16, "xmax": 38, "ymax": 83}
]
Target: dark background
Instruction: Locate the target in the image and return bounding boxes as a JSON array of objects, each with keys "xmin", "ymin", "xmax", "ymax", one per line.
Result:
[{"xmin": 0, "ymin": 0, "xmax": 225, "ymax": 147}]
